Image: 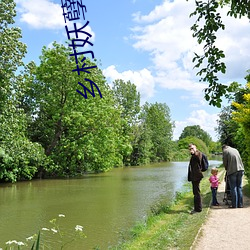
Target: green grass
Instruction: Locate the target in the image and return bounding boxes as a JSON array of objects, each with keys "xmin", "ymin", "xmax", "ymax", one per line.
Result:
[{"xmin": 111, "ymin": 170, "xmax": 225, "ymax": 250}]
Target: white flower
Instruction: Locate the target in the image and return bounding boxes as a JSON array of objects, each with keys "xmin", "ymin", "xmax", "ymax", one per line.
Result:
[
  {"xmin": 58, "ymin": 214, "xmax": 65, "ymax": 217},
  {"xmin": 17, "ymin": 242, "xmax": 25, "ymax": 246},
  {"xmin": 51, "ymin": 228, "xmax": 58, "ymax": 233},
  {"xmin": 26, "ymin": 236, "xmax": 34, "ymax": 241},
  {"xmin": 42, "ymin": 228, "xmax": 50, "ymax": 231},
  {"xmin": 5, "ymin": 240, "xmax": 24, "ymax": 246},
  {"xmin": 75, "ymin": 225, "xmax": 83, "ymax": 232},
  {"xmin": 6, "ymin": 240, "xmax": 17, "ymax": 245}
]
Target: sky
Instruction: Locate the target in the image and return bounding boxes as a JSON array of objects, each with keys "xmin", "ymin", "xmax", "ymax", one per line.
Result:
[{"xmin": 14, "ymin": 0, "xmax": 250, "ymax": 141}]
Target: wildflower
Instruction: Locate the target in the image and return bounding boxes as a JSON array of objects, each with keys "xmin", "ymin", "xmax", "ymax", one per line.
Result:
[
  {"xmin": 51, "ymin": 228, "xmax": 58, "ymax": 233},
  {"xmin": 58, "ymin": 214, "xmax": 65, "ymax": 217},
  {"xmin": 17, "ymin": 242, "xmax": 25, "ymax": 246},
  {"xmin": 5, "ymin": 240, "xmax": 25, "ymax": 246},
  {"xmin": 6, "ymin": 240, "xmax": 17, "ymax": 245},
  {"xmin": 75, "ymin": 225, "xmax": 83, "ymax": 232},
  {"xmin": 42, "ymin": 228, "xmax": 50, "ymax": 231},
  {"xmin": 26, "ymin": 236, "xmax": 34, "ymax": 241}
]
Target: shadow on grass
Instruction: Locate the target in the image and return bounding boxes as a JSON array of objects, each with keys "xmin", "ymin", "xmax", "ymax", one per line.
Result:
[{"xmin": 149, "ymin": 190, "xmax": 213, "ymax": 216}]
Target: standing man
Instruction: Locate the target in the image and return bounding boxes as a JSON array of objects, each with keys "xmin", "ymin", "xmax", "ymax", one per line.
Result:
[
  {"xmin": 188, "ymin": 143, "xmax": 204, "ymax": 214},
  {"xmin": 222, "ymin": 144, "xmax": 244, "ymax": 208}
]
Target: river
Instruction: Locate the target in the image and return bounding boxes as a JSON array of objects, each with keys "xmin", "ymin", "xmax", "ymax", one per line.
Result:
[{"xmin": 0, "ymin": 160, "xmax": 221, "ymax": 249}]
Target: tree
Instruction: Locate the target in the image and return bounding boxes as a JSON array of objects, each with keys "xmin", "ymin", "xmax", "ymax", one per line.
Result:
[
  {"xmin": 179, "ymin": 125, "xmax": 212, "ymax": 146},
  {"xmin": 112, "ymin": 79, "xmax": 140, "ymax": 124},
  {"xmin": 231, "ymin": 78, "xmax": 250, "ymax": 176},
  {"xmin": 129, "ymin": 122, "xmax": 153, "ymax": 166},
  {"xmin": 0, "ymin": 0, "xmax": 48, "ymax": 182},
  {"xmin": 140, "ymin": 102, "xmax": 174, "ymax": 162},
  {"xmin": 23, "ymin": 42, "xmax": 128, "ymax": 175},
  {"xmin": 216, "ymin": 72, "xmax": 250, "ymax": 149},
  {"xmin": 112, "ymin": 79, "xmax": 140, "ymax": 165},
  {"xmin": 190, "ymin": 0, "xmax": 250, "ymax": 107},
  {"xmin": 216, "ymin": 106, "xmax": 240, "ymax": 147},
  {"xmin": 0, "ymin": 0, "xmax": 27, "ymax": 109},
  {"xmin": 178, "ymin": 136, "xmax": 209, "ymax": 156}
]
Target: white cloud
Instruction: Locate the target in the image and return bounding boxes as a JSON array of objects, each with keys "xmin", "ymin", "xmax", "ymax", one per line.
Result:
[
  {"xmin": 173, "ymin": 110, "xmax": 219, "ymax": 141},
  {"xmin": 215, "ymin": 8, "xmax": 250, "ymax": 81},
  {"xmin": 16, "ymin": 0, "xmax": 63, "ymax": 29},
  {"xmin": 16, "ymin": 0, "xmax": 95, "ymax": 42},
  {"xmin": 102, "ymin": 65, "xmax": 155, "ymax": 102},
  {"xmin": 130, "ymin": 0, "xmax": 250, "ymax": 96},
  {"xmin": 16, "ymin": 0, "xmax": 95, "ymax": 44}
]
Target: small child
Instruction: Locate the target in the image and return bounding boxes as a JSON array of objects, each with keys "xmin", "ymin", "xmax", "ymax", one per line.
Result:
[{"xmin": 209, "ymin": 168, "xmax": 220, "ymax": 206}]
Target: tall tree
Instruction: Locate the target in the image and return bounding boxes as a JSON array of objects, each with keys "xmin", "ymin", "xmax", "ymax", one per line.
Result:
[
  {"xmin": 230, "ymin": 73, "xmax": 250, "ymax": 176},
  {"xmin": 179, "ymin": 125, "xmax": 212, "ymax": 146},
  {"xmin": 112, "ymin": 79, "xmax": 140, "ymax": 165},
  {"xmin": 216, "ymin": 106, "xmax": 239, "ymax": 147},
  {"xmin": 190, "ymin": 0, "xmax": 250, "ymax": 107},
  {"xmin": 216, "ymin": 72, "xmax": 250, "ymax": 149},
  {"xmin": 24, "ymin": 42, "xmax": 127, "ymax": 175},
  {"xmin": 112, "ymin": 79, "xmax": 140, "ymax": 124},
  {"xmin": 140, "ymin": 102, "xmax": 174, "ymax": 162},
  {"xmin": 0, "ymin": 0, "xmax": 47, "ymax": 182},
  {"xmin": 0, "ymin": 0, "xmax": 27, "ymax": 108}
]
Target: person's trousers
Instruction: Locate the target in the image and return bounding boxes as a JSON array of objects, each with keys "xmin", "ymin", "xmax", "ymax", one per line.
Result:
[
  {"xmin": 211, "ymin": 187, "xmax": 218, "ymax": 205},
  {"xmin": 228, "ymin": 170, "xmax": 244, "ymax": 208},
  {"xmin": 192, "ymin": 180, "xmax": 202, "ymax": 212}
]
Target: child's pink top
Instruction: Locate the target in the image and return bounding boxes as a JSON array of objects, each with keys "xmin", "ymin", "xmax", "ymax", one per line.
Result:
[{"xmin": 209, "ymin": 175, "xmax": 219, "ymax": 188}]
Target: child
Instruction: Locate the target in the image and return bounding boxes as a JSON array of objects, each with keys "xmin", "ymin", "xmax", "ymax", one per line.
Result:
[{"xmin": 209, "ymin": 168, "xmax": 220, "ymax": 206}]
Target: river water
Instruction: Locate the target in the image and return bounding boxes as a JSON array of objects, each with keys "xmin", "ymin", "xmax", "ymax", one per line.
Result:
[{"xmin": 0, "ymin": 160, "xmax": 221, "ymax": 249}]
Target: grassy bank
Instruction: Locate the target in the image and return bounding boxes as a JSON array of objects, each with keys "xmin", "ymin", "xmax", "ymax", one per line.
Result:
[{"xmin": 111, "ymin": 169, "xmax": 225, "ymax": 250}]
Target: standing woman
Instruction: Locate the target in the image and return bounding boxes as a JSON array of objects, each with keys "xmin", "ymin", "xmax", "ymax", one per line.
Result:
[{"xmin": 188, "ymin": 143, "xmax": 204, "ymax": 214}]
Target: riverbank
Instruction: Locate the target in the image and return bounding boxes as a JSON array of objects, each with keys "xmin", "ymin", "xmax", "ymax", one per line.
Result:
[
  {"xmin": 112, "ymin": 169, "xmax": 250, "ymax": 250},
  {"xmin": 111, "ymin": 169, "xmax": 221, "ymax": 249}
]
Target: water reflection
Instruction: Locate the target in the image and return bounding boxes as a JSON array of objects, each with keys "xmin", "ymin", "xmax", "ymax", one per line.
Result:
[{"xmin": 0, "ymin": 160, "xmax": 221, "ymax": 249}]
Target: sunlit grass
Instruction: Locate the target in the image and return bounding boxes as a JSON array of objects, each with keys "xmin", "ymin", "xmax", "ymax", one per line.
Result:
[{"xmin": 111, "ymin": 173, "xmax": 220, "ymax": 250}]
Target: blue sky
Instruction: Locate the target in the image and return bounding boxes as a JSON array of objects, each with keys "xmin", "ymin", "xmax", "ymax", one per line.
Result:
[{"xmin": 14, "ymin": 0, "xmax": 250, "ymax": 141}]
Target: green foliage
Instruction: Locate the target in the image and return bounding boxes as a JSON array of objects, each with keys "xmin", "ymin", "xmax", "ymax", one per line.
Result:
[
  {"xmin": 216, "ymin": 106, "xmax": 240, "ymax": 147},
  {"xmin": 215, "ymin": 71, "xmax": 250, "ymax": 177},
  {"xmin": 209, "ymin": 141, "xmax": 222, "ymax": 154},
  {"xmin": 23, "ymin": 42, "xmax": 127, "ymax": 175},
  {"xmin": 114, "ymin": 176, "xmax": 213, "ymax": 250},
  {"xmin": 230, "ymin": 76, "xmax": 250, "ymax": 177},
  {"xmin": 112, "ymin": 79, "xmax": 140, "ymax": 123},
  {"xmin": 179, "ymin": 125, "xmax": 212, "ymax": 146},
  {"xmin": 189, "ymin": 0, "xmax": 250, "ymax": 107},
  {"xmin": 178, "ymin": 136, "xmax": 209, "ymax": 156},
  {"xmin": 112, "ymin": 79, "xmax": 141, "ymax": 165},
  {"xmin": 171, "ymin": 148, "xmax": 190, "ymax": 161},
  {"xmin": 139, "ymin": 102, "xmax": 174, "ymax": 162},
  {"xmin": 130, "ymin": 123, "xmax": 153, "ymax": 165},
  {"xmin": 0, "ymin": 1, "xmax": 191, "ymax": 181},
  {"xmin": 0, "ymin": 0, "xmax": 27, "ymax": 108},
  {"xmin": 31, "ymin": 231, "xmax": 40, "ymax": 250},
  {"xmin": 0, "ymin": 0, "xmax": 48, "ymax": 182}
]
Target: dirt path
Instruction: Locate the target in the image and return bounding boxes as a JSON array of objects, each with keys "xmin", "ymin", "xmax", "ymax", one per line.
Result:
[{"xmin": 192, "ymin": 174, "xmax": 250, "ymax": 250}]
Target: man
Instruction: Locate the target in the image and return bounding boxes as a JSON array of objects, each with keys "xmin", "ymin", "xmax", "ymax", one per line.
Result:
[
  {"xmin": 222, "ymin": 144, "xmax": 244, "ymax": 208},
  {"xmin": 188, "ymin": 143, "xmax": 204, "ymax": 214}
]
